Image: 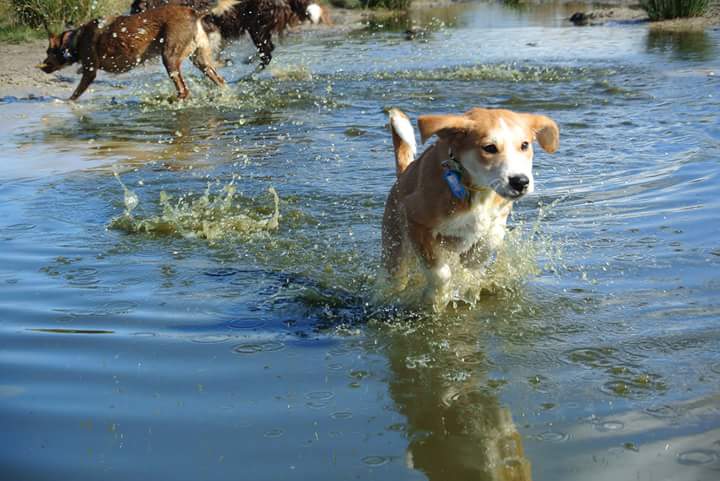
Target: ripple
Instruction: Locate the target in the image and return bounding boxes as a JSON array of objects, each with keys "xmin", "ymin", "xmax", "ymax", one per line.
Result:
[
  {"xmin": 533, "ymin": 431, "xmax": 569, "ymax": 442},
  {"xmin": 227, "ymin": 319, "xmax": 267, "ymax": 330},
  {"xmin": 677, "ymin": 449, "xmax": 718, "ymax": 466},
  {"xmin": 386, "ymin": 423, "xmax": 407, "ymax": 432},
  {"xmin": 133, "ymin": 332, "xmax": 157, "ymax": 338},
  {"xmin": 330, "ymin": 411, "xmax": 353, "ymax": 420},
  {"xmin": 563, "ymin": 347, "xmax": 620, "ymax": 368},
  {"xmin": 232, "ymin": 341, "xmax": 285, "ymax": 354},
  {"xmin": 305, "ymin": 391, "xmax": 335, "ymax": 401},
  {"xmin": 361, "ymin": 456, "xmax": 389, "ymax": 467},
  {"xmin": 3, "ymin": 223, "xmax": 36, "ymax": 232},
  {"xmin": 644, "ymin": 404, "xmax": 681, "ymax": 419},
  {"xmin": 263, "ymin": 428, "xmax": 285, "ymax": 438},
  {"xmin": 711, "ymin": 362, "xmax": 720, "ymax": 375},
  {"xmin": 204, "ymin": 267, "xmax": 239, "ymax": 277},
  {"xmin": 65, "ymin": 268, "xmax": 99, "ymax": 287},
  {"xmin": 595, "ymin": 420, "xmax": 625, "ymax": 432},
  {"xmin": 191, "ymin": 334, "xmax": 231, "ymax": 344}
]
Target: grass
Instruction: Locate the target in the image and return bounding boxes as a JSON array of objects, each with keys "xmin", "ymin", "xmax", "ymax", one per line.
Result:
[
  {"xmin": 0, "ymin": 0, "xmax": 130, "ymax": 42},
  {"xmin": 641, "ymin": 0, "xmax": 709, "ymax": 20}
]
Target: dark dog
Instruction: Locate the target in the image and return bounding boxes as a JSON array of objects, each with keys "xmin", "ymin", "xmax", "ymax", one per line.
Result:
[
  {"xmin": 37, "ymin": 0, "xmax": 238, "ymax": 100},
  {"xmin": 131, "ymin": 0, "xmax": 329, "ymax": 68}
]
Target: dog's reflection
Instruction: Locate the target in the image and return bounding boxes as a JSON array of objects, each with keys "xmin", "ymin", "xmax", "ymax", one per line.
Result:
[{"xmin": 379, "ymin": 319, "xmax": 531, "ymax": 481}]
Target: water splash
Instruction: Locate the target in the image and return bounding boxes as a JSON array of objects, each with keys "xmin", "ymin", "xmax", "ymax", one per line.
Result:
[
  {"xmin": 109, "ymin": 174, "xmax": 280, "ymax": 241},
  {"xmin": 370, "ymin": 201, "xmax": 563, "ymax": 313}
]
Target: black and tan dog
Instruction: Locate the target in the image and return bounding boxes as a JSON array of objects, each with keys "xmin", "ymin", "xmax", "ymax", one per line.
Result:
[
  {"xmin": 131, "ymin": 0, "xmax": 329, "ymax": 68},
  {"xmin": 37, "ymin": 0, "xmax": 238, "ymax": 100}
]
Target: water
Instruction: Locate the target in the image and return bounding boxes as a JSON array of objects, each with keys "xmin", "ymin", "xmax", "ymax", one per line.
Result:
[{"xmin": 2, "ymin": 2, "xmax": 720, "ymax": 480}]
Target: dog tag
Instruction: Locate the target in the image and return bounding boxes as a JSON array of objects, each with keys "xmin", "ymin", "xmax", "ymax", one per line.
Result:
[{"xmin": 443, "ymin": 168, "xmax": 467, "ymax": 200}]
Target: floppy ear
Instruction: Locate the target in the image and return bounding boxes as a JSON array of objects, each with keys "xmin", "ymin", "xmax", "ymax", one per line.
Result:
[
  {"xmin": 48, "ymin": 33, "xmax": 61, "ymax": 49},
  {"xmin": 522, "ymin": 114, "xmax": 559, "ymax": 153},
  {"xmin": 60, "ymin": 30, "xmax": 74, "ymax": 48},
  {"xmin": 417, "ymin": 115, "xmax": 472, "ymax": 144}
]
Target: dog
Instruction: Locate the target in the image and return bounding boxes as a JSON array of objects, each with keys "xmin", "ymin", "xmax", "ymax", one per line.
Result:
[
  {"xmin": 130, "ymin": 0, "xmax": 328, "ymax": 68},
  {"xmin": 37, "ymin": 0, "xmax": 238, "ymax": 101},
  {"xmin": 382, "ymin": 108, "xmax": 559, "ymax": 303}
]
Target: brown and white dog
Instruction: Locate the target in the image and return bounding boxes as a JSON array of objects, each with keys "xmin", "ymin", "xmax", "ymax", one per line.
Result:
[
  {"xmin": 382, "ymin": 108, "xmax": 559, "ymax": 302},
  {"xmin": 37, "ymin": 0, "xmax": 238, "ymax": 100},
  {"xmin": 130, "ymin": 0, "xmax": 329, "ymax": 68}
]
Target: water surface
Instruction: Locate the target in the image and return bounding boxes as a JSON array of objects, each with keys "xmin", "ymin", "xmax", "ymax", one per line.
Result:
[{"xmin": 2, "ymin": 2, "xmax": 720, "ymax": 480}]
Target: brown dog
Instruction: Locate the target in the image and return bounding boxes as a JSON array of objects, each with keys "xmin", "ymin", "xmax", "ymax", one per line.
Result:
[
  {"xmin": 130, "ymin": 0, "xmax": 329, "ymax": 68},
  {"xmin": 37, "ymin": 0, "xmax": 238, "ymax": 100},
  {"xmin": 383, "ymin": 108, "xmax": 559, "ymax": 303}
]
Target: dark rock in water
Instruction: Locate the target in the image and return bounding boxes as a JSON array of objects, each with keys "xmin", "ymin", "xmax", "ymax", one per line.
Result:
[{"xmin": 570, "ymin": 12, "xmax": 589, "ymax": 26}]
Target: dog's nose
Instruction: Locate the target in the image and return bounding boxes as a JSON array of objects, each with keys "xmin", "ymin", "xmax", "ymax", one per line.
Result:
[{"xmin": 509, "ymin": 175, "xmax": 530, "ymax": 193}]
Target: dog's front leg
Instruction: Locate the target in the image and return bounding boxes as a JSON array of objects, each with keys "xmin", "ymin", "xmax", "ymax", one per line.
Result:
[
  {"xmin": 69, "ymin": 69, "xmax": 97, "ymax": 101},
  {"xmin": 407, "ymin": 219, "xmax": 450, "ymax": 305}
]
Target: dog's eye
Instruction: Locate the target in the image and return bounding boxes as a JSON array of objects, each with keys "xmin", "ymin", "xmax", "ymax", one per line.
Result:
[
  {"xmin": 482, "ymin": 144, "xmax": 498, "ymax": 154},
  {"xmin": 520, "ymin": 141, "xmax": 529, "ymax": 151}
]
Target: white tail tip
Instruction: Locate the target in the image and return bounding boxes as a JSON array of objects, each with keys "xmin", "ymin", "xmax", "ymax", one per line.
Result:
[
  {"xmin": 307, "ymin": 4, "xmax": 322, "ymax": 24},
  {"xmin": 389, "ymin": 109, "xmax": 417, "ymax": 158}
]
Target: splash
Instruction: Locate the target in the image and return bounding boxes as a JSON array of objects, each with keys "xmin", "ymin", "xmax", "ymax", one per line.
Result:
[
  {"xmin": 109, "ymin": 174, "xmax": 280, "ymax": 241},
  {"xmin": 270, "ymin": 64, "xmax": 313, "ymax": 81},
  {"xmin": 371, "ymin": 201, "xmax": 563, "ymax": 313}
]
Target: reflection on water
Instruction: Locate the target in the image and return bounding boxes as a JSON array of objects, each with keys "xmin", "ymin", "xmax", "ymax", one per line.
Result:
[
  {"xmin": 1, "ymin": 1, "xmax": 720, "ymax": 481},
  {"xmin": 379, "ymin": 317, "xmax": 532, "ymax": 480},
  {"xmin": 646, "ymin": 29, "xmax": 715, "ymax": 61}
]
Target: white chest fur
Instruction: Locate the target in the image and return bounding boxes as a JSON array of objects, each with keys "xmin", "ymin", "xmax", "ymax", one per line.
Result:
[{"xmin": 432, "ymin": 193, "xmax": 511, "ymax": 255}]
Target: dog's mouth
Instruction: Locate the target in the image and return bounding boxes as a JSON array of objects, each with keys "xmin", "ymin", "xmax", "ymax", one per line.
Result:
[
  {"xmin": 37, "ymin": 63, "xmax": 57, "ymax": 74},
  {"xmin": 493, "ymin": 182, "xmax": 532, "ymax": 201}
]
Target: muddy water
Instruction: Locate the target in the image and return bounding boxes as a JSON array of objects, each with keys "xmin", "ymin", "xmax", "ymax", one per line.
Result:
[{"xmin": 2, "ymin": 2, "xmax": 720, "ymax": 480}]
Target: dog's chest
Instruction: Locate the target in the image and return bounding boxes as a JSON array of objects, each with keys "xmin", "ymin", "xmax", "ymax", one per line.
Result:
[{"xmin": 432, "ymin": 196, "xmax": 510, "ymax": 254}]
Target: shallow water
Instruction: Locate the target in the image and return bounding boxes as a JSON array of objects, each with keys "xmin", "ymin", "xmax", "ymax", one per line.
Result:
[{"xmin": 2, "ymin": 2, "xmax": 720, "ymax": 480}]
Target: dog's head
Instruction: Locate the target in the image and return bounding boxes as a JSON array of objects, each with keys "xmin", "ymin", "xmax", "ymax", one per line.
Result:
[
  {"xmin": 418, "ymin": 108, "xmax": 559, "ymax": 200},
  {"xmin": 38, "ymin": 30, "xmax": 78, "ymax": 74}
]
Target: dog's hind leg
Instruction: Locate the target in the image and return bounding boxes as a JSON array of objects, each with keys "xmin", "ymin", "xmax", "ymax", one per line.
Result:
[
  {"xmin": 162, "ymin": 53, "xmax": 189, "ymax": 99},
  {"xmin": 192, "ymin": 50, "xmax": 226, "ymax": 87}
]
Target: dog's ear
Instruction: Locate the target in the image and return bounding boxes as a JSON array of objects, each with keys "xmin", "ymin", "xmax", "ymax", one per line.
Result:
[
  {"xmin": 521, "ymin": 114, "xmax": 559, "ymax": 153},
  {"xmin": 60, "ymin": 30, "xmax": 74, "ymax": 48},
  {"xmin": 417, "ymin": 115, "xmax": 472, "ymax": 144},
  {"xmin": 48, "ymin": 33, "xmax": 61, "ymax": 49}
]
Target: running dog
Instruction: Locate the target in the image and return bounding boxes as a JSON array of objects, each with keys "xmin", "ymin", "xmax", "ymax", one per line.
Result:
[
  {"xmin": 383, "ymin": 108, "xmax": 559, "ymax": 302},
  {"xmin": 130, "ymin": 0, "xmax": 328, "ymax": 68},
  {"xmin": 37, "ymin": 0, "xmax": 238, "ymax": 100}
]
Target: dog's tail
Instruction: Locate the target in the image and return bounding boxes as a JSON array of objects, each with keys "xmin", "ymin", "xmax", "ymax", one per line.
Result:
[
  {"xmin": 388, "ymin": 108, "xmax": 417, "ymax": 177},
  {"xmin": 209, "ymin": 0, "xmax": 238, "ymax": 16}
]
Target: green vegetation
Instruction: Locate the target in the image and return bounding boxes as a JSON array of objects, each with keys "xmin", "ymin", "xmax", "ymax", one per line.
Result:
[
  {"xmin": 0, "ymin": 0, "xmax": 129, "ymax": 42},
  {"xmin": 641, "ymin": 0, "xmax": 709, "ymax": 20}
]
